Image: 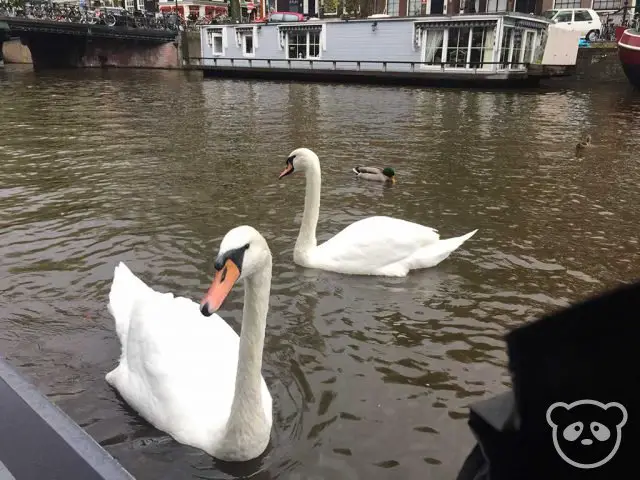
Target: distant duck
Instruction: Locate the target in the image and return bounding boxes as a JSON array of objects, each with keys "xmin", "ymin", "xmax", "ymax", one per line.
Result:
[
  {"xmin": 352, "ymin": 166, "xmax": 396, "ymax": 183},
  {"xmin": 576, "ymin": 134, "xmax": 592, "ymax": 151}
]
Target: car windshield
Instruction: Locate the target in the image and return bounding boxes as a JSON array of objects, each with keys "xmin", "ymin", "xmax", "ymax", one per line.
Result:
[{"xmin": 542, "ymin": 10, "xmax": 557, "ymax": 19}]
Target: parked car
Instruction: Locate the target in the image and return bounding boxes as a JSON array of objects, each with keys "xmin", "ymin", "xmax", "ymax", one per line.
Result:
[{"xmin": 542, "ymin": 8, "xmax": 602, "ymax": 41}]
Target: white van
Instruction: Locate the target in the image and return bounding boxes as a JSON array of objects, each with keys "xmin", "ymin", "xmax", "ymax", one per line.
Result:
[{"xmin": 542, "ymin": 8, "xmax": 602, "ymax": 41}]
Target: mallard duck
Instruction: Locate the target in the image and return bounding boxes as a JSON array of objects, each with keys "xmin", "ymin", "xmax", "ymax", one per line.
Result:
[
  {"xmin": 352, "ymin": 166, "xmax": 396, "ymax": 183},
  {"xmin": 278, "ymin": 148, "xmax": 478, "ymax": 277},
  {"xmin": 576, "ymin": 134, "xmax": 592, "ymax": 151}
]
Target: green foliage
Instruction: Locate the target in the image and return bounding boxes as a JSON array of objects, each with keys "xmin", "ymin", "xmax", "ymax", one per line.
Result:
[{"xmin": 323, "ymin": 0, "xmax": 338, "ymax": 12}]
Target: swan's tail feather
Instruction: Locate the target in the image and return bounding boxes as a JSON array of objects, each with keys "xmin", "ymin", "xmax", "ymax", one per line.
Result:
[
  {"xmin": 108, "ymin": 262, "xmax": 154, "ymax": 347},
  {"xmin": 409, "ymin": 229, "xmax": 478, "ymax": 270},
  {"xmin": 352, "ymin": 167, "xmax": 361, "ymax": 175}
]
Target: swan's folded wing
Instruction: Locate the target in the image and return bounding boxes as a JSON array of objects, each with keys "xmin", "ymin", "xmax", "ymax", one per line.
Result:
[{"xmin": 315, "ymin": 216, "xmax": 440, "ymax": 271}]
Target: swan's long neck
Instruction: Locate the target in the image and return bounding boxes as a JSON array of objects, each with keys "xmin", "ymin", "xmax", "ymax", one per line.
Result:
[
  {"xmin": 221, "ymin": 258, "xmax": 272, "ymax": 452},
  {"xmin": 294, "ymin": 162, "xmax": 321, "ymax": 259}
]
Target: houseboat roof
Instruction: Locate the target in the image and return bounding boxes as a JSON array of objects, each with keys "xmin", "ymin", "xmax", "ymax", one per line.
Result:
[{"xmin": 222, "ymin": 12, "xmax": 552, "ymax": 28}]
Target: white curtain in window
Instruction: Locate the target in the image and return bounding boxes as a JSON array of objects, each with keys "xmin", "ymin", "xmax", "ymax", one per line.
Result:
[
  {"xmin": 482, "ymin": 28, "xmax": 495, "ymax": 64},
  {"xmin": 424, "ymin": 30, "xmax": 444, "ymax": 63}
]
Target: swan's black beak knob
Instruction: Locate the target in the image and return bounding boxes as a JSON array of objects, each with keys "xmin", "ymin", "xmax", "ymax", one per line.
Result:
[{"xmin": 200, "ymin": 302, "xmax": 213, "ymax": 317}]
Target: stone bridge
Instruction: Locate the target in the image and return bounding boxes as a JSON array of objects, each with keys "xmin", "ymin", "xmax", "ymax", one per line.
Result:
[{"xmin": 0, "ymin": 17, "xmax": 181, "ymax": 69}]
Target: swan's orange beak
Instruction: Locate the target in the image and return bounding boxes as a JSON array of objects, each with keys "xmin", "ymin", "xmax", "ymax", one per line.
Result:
[
  {"xmin": 278, "ymin": 163, "xmax": 294, "ymax": 179},
  {"xmin": 200, "ymin": 259, "xmax": 240, "ymax": 317}
]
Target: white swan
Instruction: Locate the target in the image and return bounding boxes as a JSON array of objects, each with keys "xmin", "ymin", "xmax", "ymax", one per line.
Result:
[
  {"xmin": 278, "ymin": 148, "xmax": 478, "ymax": 277},
  {"xmin": 105, "ymin": 226, "xmax": 273, "ymax": 462}
]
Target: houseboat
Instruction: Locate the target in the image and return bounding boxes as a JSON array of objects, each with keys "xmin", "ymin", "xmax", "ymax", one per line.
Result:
[
  {"xmin": 195, "ymin": 13, "xmax": 580, "ymax": 88},
  {"xmin": 617, "ymin": 26, "xmax": 640, "ymax": 89}
]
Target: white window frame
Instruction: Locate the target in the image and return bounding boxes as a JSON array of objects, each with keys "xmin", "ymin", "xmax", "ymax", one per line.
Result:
[
  {"xmin": 504, "ymin": 28, "xmax": 537, "ymax": 70},
  {"xmin": 242, "ymin": 33, "xmax": 255, "ymax": 57},
  {"xmin": 285, "ymin": 30, "xmax": 322, "ymax": 60},
  {"xmin": 420, "ymin": 25, "xmax": 496, "ymax": 71},
  {"xmin": 521, "ymin": 30, "xmax": 537, "ymax": 65},
  {"xmin": 207, "ymin": 27, "xmax": 226, "ymax": 56},
  {"xmin": 498, "ymin": 25, "xmax": 513, "ymax": 70},
  {"xmin": 235, "ymin": 26, "xmax": 258, "ymax": 58}
]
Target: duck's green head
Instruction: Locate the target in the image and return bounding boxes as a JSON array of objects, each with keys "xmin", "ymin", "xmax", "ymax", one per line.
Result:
[{"xmin": 382, "ymin": 167, "xmax": 395, "ymax": 178}]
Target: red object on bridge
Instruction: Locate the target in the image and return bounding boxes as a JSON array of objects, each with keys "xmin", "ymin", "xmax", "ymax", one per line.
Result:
[
  {"xmin": 204, "ymin": 5, "xmax": 228, "ymax": 16},
  {"xmin": 159, "ymin": 5, "xmax": 185, "ymax": 15}
]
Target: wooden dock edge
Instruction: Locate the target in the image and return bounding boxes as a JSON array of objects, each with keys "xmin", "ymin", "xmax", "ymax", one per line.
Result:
[{"xmin": 0, "ymin": 356, "xmax": 135, "ymax": 480}]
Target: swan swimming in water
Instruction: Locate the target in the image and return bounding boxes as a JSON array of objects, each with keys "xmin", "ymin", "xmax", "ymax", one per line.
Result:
[
  {"xmin": 105, "ymin": 225, "xmax": 274, "ymax": 462},
  {"xmin": 278, "ymin": 148, "xmax": 478, "ymax": 277}
]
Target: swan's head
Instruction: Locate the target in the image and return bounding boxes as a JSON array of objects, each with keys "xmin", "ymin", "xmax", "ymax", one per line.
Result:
[
  {"xmin": 200, "ymin": 226, "xmax": 271, "ymax": 317},
  {"xmin": 278, "ymin": 148, "xmax": 319, "ymax": 179}
]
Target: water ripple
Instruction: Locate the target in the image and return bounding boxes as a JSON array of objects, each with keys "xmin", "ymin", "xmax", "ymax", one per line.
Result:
[{"xmin": 1, "ymin": 66, "xmax": 639, "ymax": 479}]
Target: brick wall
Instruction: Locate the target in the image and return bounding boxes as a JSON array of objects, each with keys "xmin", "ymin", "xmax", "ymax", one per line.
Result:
[
  {"xmin": 78, "ymin": 39, "xmax": 180, "ymax": 68},
  {"xmin": 23, "ymin": 33, "xmax": 180, "ymax": 69}
]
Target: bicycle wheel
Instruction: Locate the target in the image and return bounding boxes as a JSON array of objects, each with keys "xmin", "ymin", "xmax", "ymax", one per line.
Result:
[{"xmin": 104, "ymin": 13, "xmax": 116, "ymax": 27}]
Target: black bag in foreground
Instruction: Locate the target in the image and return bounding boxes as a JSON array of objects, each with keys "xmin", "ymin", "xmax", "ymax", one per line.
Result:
[{"xmin": 457, "ymin": 279, "xmax": 640, "ymax": 480}]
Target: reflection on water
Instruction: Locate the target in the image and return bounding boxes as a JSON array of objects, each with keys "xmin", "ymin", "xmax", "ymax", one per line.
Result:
[{"xmin": 1, "ymin": 65, "xmax": 639, "ymax": 479}]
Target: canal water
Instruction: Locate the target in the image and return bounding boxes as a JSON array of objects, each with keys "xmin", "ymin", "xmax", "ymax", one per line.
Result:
[{"xmin": 1, "ymin": 65, "xmax": 639, "ymax": 480}]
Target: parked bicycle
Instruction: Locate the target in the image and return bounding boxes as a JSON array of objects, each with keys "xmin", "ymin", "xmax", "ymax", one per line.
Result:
[{"xmin": 0, "ymin": 0, "xmax": 229, "ymax": 32}]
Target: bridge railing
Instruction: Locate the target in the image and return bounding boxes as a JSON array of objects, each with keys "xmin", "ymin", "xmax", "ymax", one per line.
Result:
[{"xmin": 0, "ymin": 4, "xmax": 198, "ymax": 33}]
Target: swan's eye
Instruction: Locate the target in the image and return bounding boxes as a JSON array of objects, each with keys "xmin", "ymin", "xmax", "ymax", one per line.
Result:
[
  {"xmin": 244, "ymin": 243, "xmax": 250, "ymax": 250},
  {"xmin": 286, "ymin": 155, "xmax": 296, "ymax": 165}
]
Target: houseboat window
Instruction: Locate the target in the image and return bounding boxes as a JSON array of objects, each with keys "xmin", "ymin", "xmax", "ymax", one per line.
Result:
[
  {"xmin": 511, "ymin": 31, "xmax": 523, "ymax": 68},
  {"xmin": 592, "ymin": 0, "xmax": 622, "ymax": 9},
  {"xmin": 499, "ymin": 26, "xmax": 513, "ymax": 68},
  {"xmin": 522, "ymin": 31, "xmax": 535, "ymax": 64},
  {"xmin": 423, "ymin": 30, "xmax": 444, "ymax": 65},
  {"xmin": 207, "ymin": 28, "xmax": 225, "ymax": 55},
  {"xmin": 469, "ymin": 27, "xmax": 495, "ymax": 68},
  {"xmin": 446, "ymin": 27, "xmax": 470, "ymax": 68},
  {"xmin": 243, "ymin": 33, "xmax": 254, "ymax": 56},
  {"xmin": 387, "ymin": 0, "xmax": 400, "ymax": 16},
  {"xmin": 287, "ymin": 31, "xmax": 321, "ymax": 59}
]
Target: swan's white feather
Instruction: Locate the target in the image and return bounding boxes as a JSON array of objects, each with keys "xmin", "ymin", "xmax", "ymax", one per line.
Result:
[
  {"xmin": 310, "ymin": 217, "xmax": 476, "ymax": 276},
  {"xmin": 105, "ymin": 261, "xmax": 272, "ymax": 458}
]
